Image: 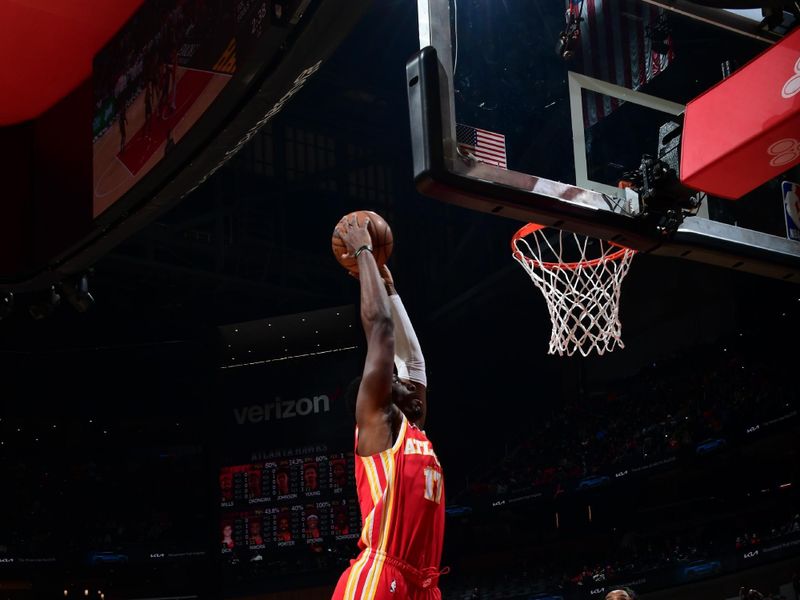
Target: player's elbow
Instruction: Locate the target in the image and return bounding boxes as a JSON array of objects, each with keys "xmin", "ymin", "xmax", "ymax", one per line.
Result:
[
  {"xmin": 361, "ymin": 307, "xmax": 393, "ymax": 331},
  {"xmin": 366, "ymin": 315, "xmax": 394, "ymax": 347}
]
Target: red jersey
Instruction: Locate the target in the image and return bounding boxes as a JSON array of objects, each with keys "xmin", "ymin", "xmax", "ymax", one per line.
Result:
[{"xmin": 341, "ymin": 414, "xmax": 445, "ymax": 597}]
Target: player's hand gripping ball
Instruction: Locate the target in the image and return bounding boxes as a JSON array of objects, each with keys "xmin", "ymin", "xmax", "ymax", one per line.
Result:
[{"xmin": 332, "ymin": 210, "xmax": 393, "ymax": 274}]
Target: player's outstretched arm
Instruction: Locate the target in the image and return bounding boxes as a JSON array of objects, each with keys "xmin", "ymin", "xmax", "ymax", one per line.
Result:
[
  {"xmin": 336, "ymin": 215, "xmax": 396, "ymax": 456},
  {"xmin": 381, "ymin": 265, "xmax": 428, "ymax": 427}
]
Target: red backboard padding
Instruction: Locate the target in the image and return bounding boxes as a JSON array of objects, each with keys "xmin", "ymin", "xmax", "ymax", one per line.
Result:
[
  {"xmin": 0, "ymin": 0, "xmax": 144, "ymax": 125},
  {"xmin": 681, "ymin": 27, "xmax": 800, "ymax": 200}
]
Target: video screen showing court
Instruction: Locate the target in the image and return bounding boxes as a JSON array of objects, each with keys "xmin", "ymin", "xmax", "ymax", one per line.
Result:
[{"xmin": 92, "ymin": 0, "xmax": 309, "ymax": 218}]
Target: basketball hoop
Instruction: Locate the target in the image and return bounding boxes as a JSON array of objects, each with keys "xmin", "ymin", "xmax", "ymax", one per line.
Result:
[{"xmin": 511, "ymin": 223, "xmax": 636, "ymax": 357}]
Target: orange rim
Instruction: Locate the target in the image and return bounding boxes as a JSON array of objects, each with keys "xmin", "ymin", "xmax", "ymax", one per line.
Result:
[{"xmin": 510, "ymin": 222, "xmax": 634, "ymax": 270}]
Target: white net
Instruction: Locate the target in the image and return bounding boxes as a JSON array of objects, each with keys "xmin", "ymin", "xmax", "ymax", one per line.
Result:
[{"xmin": 512, "ymin": 225, "xmax": 636, "ymax": 357}]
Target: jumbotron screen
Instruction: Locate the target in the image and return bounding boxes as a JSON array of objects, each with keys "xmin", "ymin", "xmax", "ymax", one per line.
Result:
[
  {"xmin": 219, "ymin": 451, "xmax": 360, "ymax": 555},
  {"xmin": 92, "ymin": 0, "xmax": 308, "ymax": 217}
]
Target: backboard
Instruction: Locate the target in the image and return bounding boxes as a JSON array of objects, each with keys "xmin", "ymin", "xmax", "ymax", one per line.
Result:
[{"xmin": 409, "ymin": 0, "xmax": 800, "ymax": 280}]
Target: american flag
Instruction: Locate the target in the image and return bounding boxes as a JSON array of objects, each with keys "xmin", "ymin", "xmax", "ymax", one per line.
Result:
[
  {"xmin": 570, "ymin": 0, "xmax": 676, "ymax": 127},
  {"xmin": 456, "ymin": 124, "xmax": 507, "ymax": 169}
]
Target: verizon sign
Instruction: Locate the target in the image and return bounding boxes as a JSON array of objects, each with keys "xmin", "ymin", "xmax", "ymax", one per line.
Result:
[{"xmin": 233, "ymin": 394, "xmax": 331, "ymax": 425}]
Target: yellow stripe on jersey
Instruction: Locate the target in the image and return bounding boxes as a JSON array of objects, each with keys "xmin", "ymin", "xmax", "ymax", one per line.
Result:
[
  {"xmin": 359, "ymin": 456, "xmax": 388, "ymax": 599},
  {"xmin": 348, "ymin": 454, "xmax": 385, "ymax": 599},
  {"xmin": 361, "ymin": 455, "xmax": 383, "ymax": 506},
  {"xmin": 362, "ymin": 418, "xmax": 407, "ymax": 598},
  {"xmin": 378, "ymin": 451, "xmax": 395, "ymax": 555},
  {"xmin": 391, "ymin": 416, "xmax": 409, "ymax": 456},
  {"xmin": 352, "ymin": 416, "xmax": 409, "ymax": 600},
  {"xmin": 361, "ymin": 451, "xmax": 397, "ymax": 600},
  {"xmin": 358, "ymin": 455, "xmax": 382, "ymax": 548},
  {"xmin": 362, "ymin": 552, "xmax": 386, "ymax": 600},
  {"xmin": 343, "ymin": 543, "xmax": 372, "ymax": 600}
]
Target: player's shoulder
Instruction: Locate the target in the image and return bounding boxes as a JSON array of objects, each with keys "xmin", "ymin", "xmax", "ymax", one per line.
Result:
[{"xmin": 405, "ymin": 422, "xmax": 437, "ymax": 449}]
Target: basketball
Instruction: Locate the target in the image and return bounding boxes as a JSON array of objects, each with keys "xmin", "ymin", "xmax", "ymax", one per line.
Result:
[{"xmin": 332, "ymin": 210, "xmax": 393, "ymax": 273}]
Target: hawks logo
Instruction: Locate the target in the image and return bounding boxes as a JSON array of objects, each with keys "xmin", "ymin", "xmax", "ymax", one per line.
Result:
[{"xmin": 404, "ymin": 438, "xmax": 441, "ymax": 466}]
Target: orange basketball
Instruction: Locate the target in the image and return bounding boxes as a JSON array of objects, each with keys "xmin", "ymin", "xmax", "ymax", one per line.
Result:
[{"xmin": 332, "ymin": 210, "xmax": 393, "ymax": 273}]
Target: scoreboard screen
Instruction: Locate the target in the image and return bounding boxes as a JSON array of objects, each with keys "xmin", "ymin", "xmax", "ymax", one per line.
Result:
[{"xmin": 220, "ymin": 451, "xmax": 360, "ymax": 555}]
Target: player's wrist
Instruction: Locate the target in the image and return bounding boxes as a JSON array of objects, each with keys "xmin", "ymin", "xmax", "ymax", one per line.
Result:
[{"xmin": 354, "ymin": 244, "xmax": 373, "ymax": 258}]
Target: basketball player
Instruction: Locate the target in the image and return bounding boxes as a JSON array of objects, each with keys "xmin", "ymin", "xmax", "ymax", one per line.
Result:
[
  {"xmin": 306, "ymin": 513, "xmax": 322, "ymax": 539},
  {"xmin": 221, "ymin": 524, "xmax": 234, "ymax": 550},
  {"xmin": 304, "ymin": 462, "xmax": 319, "ymax": 491},
  {"xmin": 331, "ymin": 214, "xmax": 446, "ymax": 600},
  {"xmin": 249, "ymin": 518, "xmax": 264, "ymax": 546},
  {"xmin": 276, "ymin": 469, "xmax": 290, "ymax": 496},
  {"xmin": 334, "ymin": 506, "xmax": 350, "ymax": 536},
  {"xmin": 332, "ymin": 460, "xmax": 348, "ymax": 488},
  {"xmin": 144, "ymin": 83, "xmax": 153, "ymax": 139},
  {"xmin": 277, "ymin": 514, "xmax": 292, "ymax": 542},
  {"xmin": 117, "ymin": 98, "xmax": 128, "ymax": 153}
]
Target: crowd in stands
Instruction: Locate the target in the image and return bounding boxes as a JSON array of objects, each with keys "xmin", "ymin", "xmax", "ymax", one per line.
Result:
[
  {"xmin": 467, "ymin": 333, "xmax": 796, "ymax": 502},
  {"xmin": 441, "ymin": 507, "xmax": 800, "ymax": 599},
  {"xmin": 444, "ymin": 325, "xmax": 799, "ymax": 600},
  {"xmin": 736, "ymin": 513, "xmax": 800, "ymax": 551},
  {"xmin": 0, "ymin": 419, "xmax": 207, "ymax": 563}
]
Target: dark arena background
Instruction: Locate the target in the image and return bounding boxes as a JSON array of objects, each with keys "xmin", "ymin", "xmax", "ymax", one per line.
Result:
[{"xmin": 0, "ymin": 1, "xmax": 799, "ymax": 600}]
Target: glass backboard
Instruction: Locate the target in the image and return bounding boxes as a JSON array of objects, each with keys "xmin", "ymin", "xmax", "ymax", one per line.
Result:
[{"xmin": 409, "ymin": 0, "xmax": 800, "ymax": 280}]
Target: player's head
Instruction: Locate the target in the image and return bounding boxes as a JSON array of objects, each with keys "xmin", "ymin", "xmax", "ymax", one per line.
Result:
[
  {"xmin": 605, "ymin": 588, "xmax": 637, "ymax": 600},
  {"xmin": 222, "ymin": 524, "xmax": 232, "ymax": 538},
  {"xmin": 335, "ymin": 508, "xmax": 348, "ymax": 528},
  {"xmin": 304, "ymin": 464, "xmax": 318, "ymax": 489},
  {"xmin": 344, "ymin": 374, "xmax": 423, "ymax": 421},
  {"xmin": 250, "ymin": 519, "xmax": 261, "ymax": 533},
  {"xmin": 391, "ymin": 373, "xmax": 424, "ymax": 421},
  {"xmin": 278, "ymin": 515, "xmax": 290, "ymax": 531},
  {"xmin": 332, "ymin": 461, "xmax": 346, "ymax": 483},
  {"xmin": 276, "ymin": 470, "xmax": 289, "ymax": 491}
]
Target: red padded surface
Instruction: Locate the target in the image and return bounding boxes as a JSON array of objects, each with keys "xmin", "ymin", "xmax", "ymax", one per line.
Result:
[
  {"xmin": 0, "ymin": 0, "xmax": 144, "ymax": 125},
  {"xmin": 680, "ymin": 27, "xmax": 800, "ymax": 199}
]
